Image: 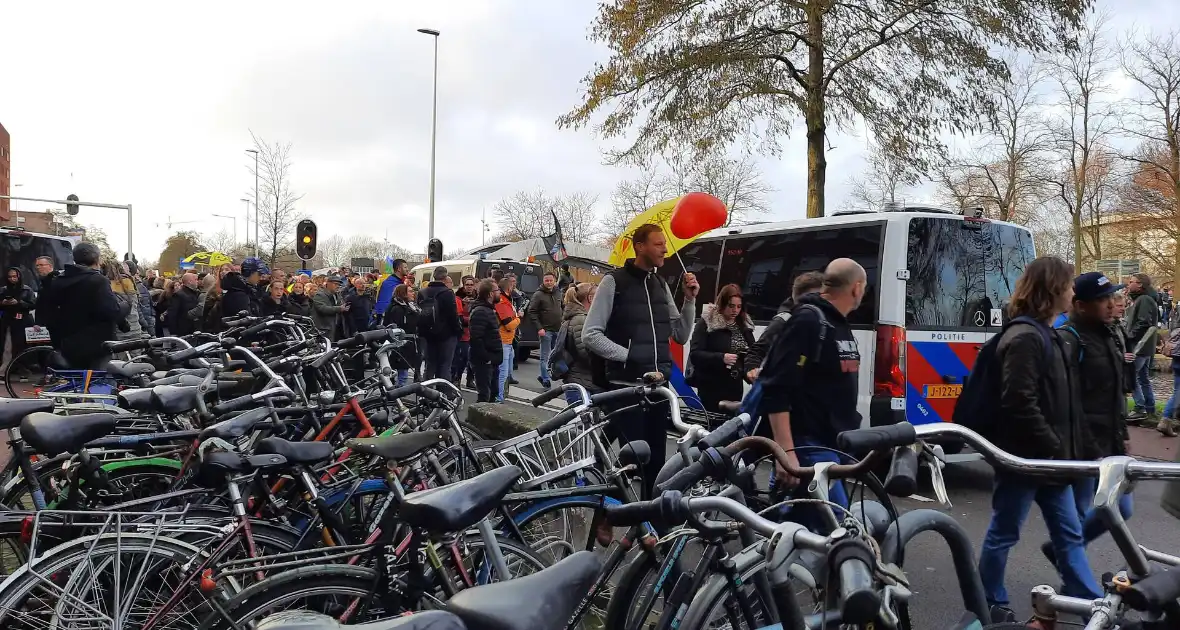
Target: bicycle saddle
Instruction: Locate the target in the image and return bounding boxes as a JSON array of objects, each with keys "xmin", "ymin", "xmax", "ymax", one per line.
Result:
[
  {"xmin": 256, "ymin": 610, "xmax": 464, "ymax": 630},
  {"xmin": 117, "ymin": 387, "xmax": 157, "ymax": 412},
  {"xmin": 446, "ymin": 551, "xmax": 603, "ymax": 630},
  {"xmin": 346, "ymin": 430, "xmax": 449, "ymax": 463},
  {"xmin": 105, "ymin": 360, "xmax": 156, "ymax": 380},
  {"xmin": 199, "ymin": 452, "xmax": 287, "ymax": 482},
  {"xmin": 399, "ymin": 465, "xmax": 521, "ymax": 534},
  {"xmin": 255, "ymin": 437, "xmax": 334, "ymax": 466},
  {"xmin": 0, "ymin": 397, "xmax": 55, "ymax": 430},
  {"xmin": 151, "ymin": 384, "xmax": 201, "ymax": 415},
  {"xmin": 200, "ymin": 407, "xmax": 273, "ymax": 441},
  {"xmin": 20, "ymin": 412, "xmax": 117, "ymax": 456}
]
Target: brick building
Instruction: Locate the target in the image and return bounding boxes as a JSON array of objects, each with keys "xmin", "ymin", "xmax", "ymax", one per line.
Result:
[
  {"xmin": 0, "ymin": 122, "xmax": 10, "ymax": 221},
  {"xmin": 9, "ymin": 210, "xmax": 66, "ymax": 235}
]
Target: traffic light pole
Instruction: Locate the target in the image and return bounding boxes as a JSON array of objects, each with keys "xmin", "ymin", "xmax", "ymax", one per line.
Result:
[{"xmin": 0, "ymin": 195, "xmax": 134, "ymax": 255}]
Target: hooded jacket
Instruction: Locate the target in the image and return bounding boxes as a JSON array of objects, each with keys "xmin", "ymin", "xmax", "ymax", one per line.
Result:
[
  {"xmin": 222, "ymin": 272, "xmax": 261, "ymax": 319},
  {"xmin": 36, "ymin": 264, "xmax": 130, "ymax": 367},
  {"xmin": 759, "ymin": 294, "xmax": 861, "ymax": 446},
  {"xmin": 111, "ymin": 275, "xmax": 144, "ymax": 340},
  {"xmin": 469, "ymin": 300, "xmax": 503, "ymax": 366},
  {"xmin": 1061, "ymin": 315, "xmax": 1128, "ymax": 458},
  {"xmin": 0, "ymin": 268, "xmax": 36, "ymax": 326},
  {"xmin": 133, "ymin": 277, "xmax": 155, "ymax": 335},
  {"xmin": 1126, "ymin": 287, "xmax": 1160, "ymax": 357},
  {"xmin": 527, "ymin": 285, "xmax": 563, "ymax": 333},
  {"xmin": 167, "ymin": 285, "xmax": 201, "ymax": 336}
]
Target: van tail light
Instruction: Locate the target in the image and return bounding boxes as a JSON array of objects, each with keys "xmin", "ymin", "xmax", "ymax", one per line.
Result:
[{"xmin": 874, "ymin": 325, "xmax": 906, "ymax": 398}]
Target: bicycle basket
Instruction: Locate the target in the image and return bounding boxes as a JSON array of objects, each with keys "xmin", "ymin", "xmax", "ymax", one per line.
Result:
[{"xmin": 490, "ymin": 417, "xmax": 600, "ymax": 490}]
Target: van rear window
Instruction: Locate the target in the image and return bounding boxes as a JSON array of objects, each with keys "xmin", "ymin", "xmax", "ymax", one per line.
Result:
[{"xmin": 906, "ymin": 218, "xmax": 1035, "ymax": 329}]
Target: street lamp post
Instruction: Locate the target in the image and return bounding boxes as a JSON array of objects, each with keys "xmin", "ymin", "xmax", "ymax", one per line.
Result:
[
  {"xmin": 211, "ymin": 213, "xmax": 236, "ymax": 244},
  {"xmin": 239, "ymin": 198, "xmax": 250, "ymax": 248},
  {"xmin": 246, "ymin": 149, "xmax": 259, "ymax": 257},
  {"xmin": 417, "ymin": 27, "xmax": 440, "ymax": 245}
]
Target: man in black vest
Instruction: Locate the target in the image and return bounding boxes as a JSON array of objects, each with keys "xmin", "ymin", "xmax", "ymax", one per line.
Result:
[{"xmin": 583, "ymin": 223, "xmax": 699, "ymax": 498}]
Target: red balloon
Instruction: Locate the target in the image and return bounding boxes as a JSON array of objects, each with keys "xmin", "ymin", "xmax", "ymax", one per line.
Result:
[{"xmin": 670, "ymin": 193, "xmax": 728, "ymax": 239}]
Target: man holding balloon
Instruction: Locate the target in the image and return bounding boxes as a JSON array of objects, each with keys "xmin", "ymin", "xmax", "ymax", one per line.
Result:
[{"xmin": 584, "ymin": 222, "xmax": 700, "ymax": 499}]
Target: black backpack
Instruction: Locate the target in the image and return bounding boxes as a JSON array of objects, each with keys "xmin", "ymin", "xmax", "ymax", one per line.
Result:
[
  {"xmin": 417, "ymin": 291, "xmax": 440, "ymax": 338},
  {"xmin": 952, "ymin": 316, "xmax": 1053, "ymax": 438}
]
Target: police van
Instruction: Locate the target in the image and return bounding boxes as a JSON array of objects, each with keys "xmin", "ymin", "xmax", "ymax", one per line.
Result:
[{"xmin": 661, "ymin": 205, "xmax": 1036, "ymax": 445}]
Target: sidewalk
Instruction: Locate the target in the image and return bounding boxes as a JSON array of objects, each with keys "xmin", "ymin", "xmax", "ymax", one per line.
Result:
[{"xmin": 1128, "ymin": 424, "xmax": 1178, "ymax": 461}]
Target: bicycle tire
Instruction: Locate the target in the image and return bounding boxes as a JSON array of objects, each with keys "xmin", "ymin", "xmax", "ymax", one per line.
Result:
[
  {"xmin": 601, "ymin": 544, "xmax": 664, "ymax": 630},
  {"xmin": 204, "ymin": 564, "xmax": 384, "ymax": 630},
  {"xmin": 4, "ymin": 346, "xmax": 57, "ymax": 398},
  {"xmin": 677, "ymin": 562, "xmax": 777, "ymax": 630}
]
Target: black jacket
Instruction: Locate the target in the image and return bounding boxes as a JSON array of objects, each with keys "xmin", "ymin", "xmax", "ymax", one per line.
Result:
[
  {"xmin": 418, "ymin": 282, "xmax": 462, "ymax": 340},
  {"xmin": 1061, "ymin": 316, "xmax": 1128, "ymax": 458},
  {"xmin": 743, "ymin": 296, "xmax": 796, "ymax": 375},
  {"xmin": 1127, "ymin": 288, "xmax": 1160, "ymax": 357},
  {"xmin": 469, "ymin": 301, "xmax": 503, "ymax": 366},
  {"xmin": 344, "ymin": 290, "xmax": 375, "ymax": 335},
  {"xmin": 221, "ymin": 273, "xmax": 260, "ymax": 319},
  {"xmin": 527, "ymin": 286, "xmax": 563, "ymax": 332},
  {"xmin": 994, "ymin": 321, "xmax": 1087, "ymax": 460},
  {"xmin": 260, "ymin": 295, "xmax": 290, "ymax": 318},
  {"xmin": 287, "ymin": 294, "xmax": 311, "ymax": 317},
  {"xmin": 760, "ymin": 294, "xmax": 861, "ymax": 446},
  {"xmin": 167, "ymin": 285, "xmax": 201, "ymax": 336},
  {"xmin": 689, "ymin": 304, "xmax": 755, "ymax": 388},
  {"xmin": 36, "ymin": 264, "xmax": 130, "ymax": 368},
  {"xmin": 561, "ymin": 302, "xmax": 596, "ymax": 390},
  {"xmin": 1, "ymin": 268, "xmax": 36, "ymax": 326}
]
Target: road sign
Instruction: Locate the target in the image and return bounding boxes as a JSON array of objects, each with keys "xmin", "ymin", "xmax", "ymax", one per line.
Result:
[{"xmin": 1095, "ymin": 259, "xmax": 1140, "ymax": 280}]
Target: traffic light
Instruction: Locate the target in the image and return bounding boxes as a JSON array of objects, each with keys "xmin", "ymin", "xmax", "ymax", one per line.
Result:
[
  {"xmin": 66, "ymin": 194, "xmax": 80, "ymax": 216},
  {"xmin": 427, "ymin": 238, "xmax": 443, "ymax": 263},
  {"xmin": 296, "ymin": 219, "xmax": 317, "ymax": 260}
]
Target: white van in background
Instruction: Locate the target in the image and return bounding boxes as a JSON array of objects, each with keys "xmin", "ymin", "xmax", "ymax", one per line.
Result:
[{"xmin": 660, "ymin": 205, "xmax": 1036, "ymax": 451}]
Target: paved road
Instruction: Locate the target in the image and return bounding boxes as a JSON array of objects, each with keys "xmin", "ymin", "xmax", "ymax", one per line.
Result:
[{"xmin": 492, "ymin": 358, "xmax": 1180, "ymax": 626}]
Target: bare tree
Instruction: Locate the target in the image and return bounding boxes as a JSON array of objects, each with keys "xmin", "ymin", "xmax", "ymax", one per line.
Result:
[
  {"xmin": 843, "ymin": 135, "xmax": 920, "ymax": 212},
  {"xmin": 1041, "ymin": 12, "xmax": 1118, "ymax": 267},
  {"xmin": 606, "ymin": 153, "xmax": 772, "ymax": 244},
  {"xmin": 493, "ymin": 190, "xmax": 601, "ymax": 243},
  {"xmin": 202, "ymin": 228, "xmax": 238, "ymax": 256},
  {"xmin": 319, "ymin": 234, "xmax": 348, "ymax": 267},
  {"xmin": 248, "ymin": 131, "xmax": 307, "ymax": 267},
  {"xmin": 1117, "ymin": 30, "xmax": 1180, "ymax": 288},
  {"xmin": 937, "ymin": 57, "xmax": 1053, "ymax": 224}
]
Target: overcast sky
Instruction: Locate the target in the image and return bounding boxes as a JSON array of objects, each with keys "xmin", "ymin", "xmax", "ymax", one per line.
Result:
[{"xmin": 3, "ymin": 0, "xmax": 1178, "ymax": 262}]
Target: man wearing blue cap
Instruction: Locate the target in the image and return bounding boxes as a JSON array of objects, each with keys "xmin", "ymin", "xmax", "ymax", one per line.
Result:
[
  {"xmin": 1050, "ymin": 271, "xmax": 1134, "ymax": 559},
  {"xmin": 223, "ymin": 257, "xmax": 268, "ymax": 318}
]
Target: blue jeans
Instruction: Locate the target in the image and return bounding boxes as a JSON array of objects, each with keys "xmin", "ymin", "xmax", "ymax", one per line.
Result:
[
  {"xmin": 564, "ymin": 389, "xmax": 582, "ymax": 406},
  {"xmin": 773, "ymin": 437, "xmax": 849, "ymax": 534},
  {"xmin": 1071, "ymin": 477, "xmax": 1134, "ymax": 545},
  {"xmin": 538, "ymin": 332, "xmax": 554, "ymax": 384},
  {"xmin": 396, "ymin": 369, "xmax": 410, "ymax": 386},
  {"xmin": 1163, "ymin": 360, "xmax": 1180, "ymax": 418},
  {"xmin": 497, "ymin": 343, "xmax": 515, "ymax": 402},
  {"xmin": 979, "ymin": 476, "xmax": 1102, "ymax": 606},
  {"xmin": 1132, "ymin": 355, "xmax": 1155, "ymax": 412}
]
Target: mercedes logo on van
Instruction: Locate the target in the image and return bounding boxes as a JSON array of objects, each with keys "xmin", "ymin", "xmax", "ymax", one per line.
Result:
[{"xmin": 973, "ymin": 311, "xmax": 986, "ymax": 327}]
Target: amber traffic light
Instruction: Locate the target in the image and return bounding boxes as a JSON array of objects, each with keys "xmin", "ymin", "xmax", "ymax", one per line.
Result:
[{"xmin": 296, "ymin": 219, "xmax": 317, "ymax": 260}]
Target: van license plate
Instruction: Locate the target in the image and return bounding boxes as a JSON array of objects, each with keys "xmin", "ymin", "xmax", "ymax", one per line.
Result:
[{"xmin": 924, "ymin": 384, "xmax": 962, "ymax": 399}]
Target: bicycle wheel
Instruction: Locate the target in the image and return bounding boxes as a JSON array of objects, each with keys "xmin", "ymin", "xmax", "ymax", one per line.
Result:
[
  {"xmin": 677, "ymin": 567, "xmax": 777, "ymax": 630},
  {"xmin": 454, "ymin": 531, "xmax": 548, "ymax": 587},
  {"xmin": 4, "ymin": 346, "xmax": 61, "ymax": 399}
]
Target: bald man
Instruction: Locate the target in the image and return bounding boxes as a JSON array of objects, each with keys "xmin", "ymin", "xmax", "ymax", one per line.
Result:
[{"xmin": 758, "ymin": 258, "xmax": 867, "ymax": 517}]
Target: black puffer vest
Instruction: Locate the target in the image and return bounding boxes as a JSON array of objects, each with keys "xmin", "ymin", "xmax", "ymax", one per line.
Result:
[{"xmin": 597, "ymin": 260, "xmax": 675, "ymax": 383}]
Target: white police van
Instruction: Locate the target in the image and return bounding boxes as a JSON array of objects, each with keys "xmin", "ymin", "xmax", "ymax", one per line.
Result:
[{"xmin": 661, "ymin": 204, "xmax": 1036, "ymax": 445}]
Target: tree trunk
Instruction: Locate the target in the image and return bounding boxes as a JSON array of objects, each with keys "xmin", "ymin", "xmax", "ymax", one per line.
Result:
[
  {"xmin": 805, "ymin": 2, "xmax": 826, "ymax": 219},
  {"xmin": 1173, "ymin": 142, "xmax": 1180, "ymax": 294},
  {"xmin": 1073, "ymin": 211, "xmax": 1083, "ymax": 268}
]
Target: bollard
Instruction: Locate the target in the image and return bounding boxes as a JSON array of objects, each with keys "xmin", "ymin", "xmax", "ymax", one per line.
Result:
[{"xmin": 1161, "ymin": 446, "xmax": 1180, "ymax": 520}]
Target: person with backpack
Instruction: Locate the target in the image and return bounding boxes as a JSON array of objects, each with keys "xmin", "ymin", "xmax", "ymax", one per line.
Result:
[
  {"xmin": 469, "ymin": 279, "xmax": 504, "ymax": 402},
  {"xmin": 1124, "ymin": 272, "xmax": 1160, "ymax": 427},
  {"xmin": 556, "ymin": 282, "xmax": 598, "ymax": 405},
  {"xmin": 528, "ymin": 271, "xmax": 564, "ymax": 389},
  {"xmin": 688, "ymin": 284, "xmax": 755, "ymax": 417},
  {"xmin": 384, "ymin": 283, "xmax": 420, "ymax": 386},
  {"xmin": 759, "ymin": 259, "xmax": 864, "ymax": 517},
  {"xmin": 1049, "ymin": 273, "xmax": 1138, "ymax": 557},
  {"xmin": 417, "ymin": 266, "xmax": 462, "ymax": 382},
  {"xmin": 961, "ymin": 256, "xmax": 1101, "ymax": 623}
]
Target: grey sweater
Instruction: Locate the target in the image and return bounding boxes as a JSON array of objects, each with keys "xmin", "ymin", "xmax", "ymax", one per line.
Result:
[{"xmin": 582, "ymin": 273, "xmax": 695, "ymax": 362}]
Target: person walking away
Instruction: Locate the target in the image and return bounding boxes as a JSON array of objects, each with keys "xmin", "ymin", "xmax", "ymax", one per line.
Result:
[
  {"xmin": 741, "ymin": 272, "xmax": 825, "ymax": 434},
  {"xmin": 223, "ymin": 258, "xmax": 268, "ymax": 318},
  {"xmin": 0, "ymin": 268, "xmax": 36, "ymax": 373},
  {"xmin": 126, "ymin": 261, "xmax": 155, "ymax": 337},
  {"xmin": 689, "ymin": 284, "xmax": 755, "ymax": 417},
  {"xmin": 417, "ymin": 267, "xmax": 462, "ymax": 381},
  {"xmin": 312, "ymin": 276, "xmax": 350, "ymax": 340},
  {"xmin": 106, "ymin": 260, "xmax": 143, "ymax": 341},
  {"xmin": 373, "ymin": 259, "xmax": 408, "ymax": 326},
  {"xmin": 384, "ymin": 283, "xmax": 421, "ymax": 386},
  {"xmin": 967, "ymin": 256, "xmax": 1100, "ymax": 622},
  {"xmin": 495, "ymin": 277, "xmax": 520, "ymax": 402},
  {"xmin": 582, "ymin": 223, "xmax": 698, "ymax": 498},
  {"xmin": 528, "ymin": 272, "xmax": 564, "ymax": 389},
  {"xmin": 452, "ymin": 275, "xmax": 475, "ymax": 387},
  {"xmin": 344, "ymin": 276, "xmax": 374, "ymax": 336},
  {"xmin": 167, "ymin": 273, "xmax": 201, "ymax": 337},
  {"xmin": 1124, "ymin": 273, "xmax": 1160, "ymax": 428},
  {"xmin": 35, "ymin": 243, "xmax": 130, "ymax": 369},
  {"xmin": 261, "ymin": 281, "xmax": 290, "ymax": 318},
  {"xmin": 287, "ymin": 282, "xmax": 312, "ymax": 317},
  {"xmin": 1046, "ymin": 272, "xmax": 1137, "ymax": 564},
  {"xmin": 469, "ymin": 279, "xmax": 504, "ymax": 402},
  {"xmin": 560, "ymin": 282, "xmax": 598, "ymax": 405},
  {"xmin": 758, "ymin": 260, "xmax": 864, "ymax": 526},
  {"xmin": 153, "ymin": 279, "xmax": 172, "ymax": 336}
]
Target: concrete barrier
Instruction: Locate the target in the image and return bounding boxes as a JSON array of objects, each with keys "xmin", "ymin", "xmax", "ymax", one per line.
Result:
[{"xmin": 465, "ymin": 402, "xmax": 547, "ymax": 441}]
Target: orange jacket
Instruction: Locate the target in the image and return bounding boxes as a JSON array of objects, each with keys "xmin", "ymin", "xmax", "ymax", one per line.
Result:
[{"xmin": 494, "ymin": 295, "xmax": 519, "ymax": 345}]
